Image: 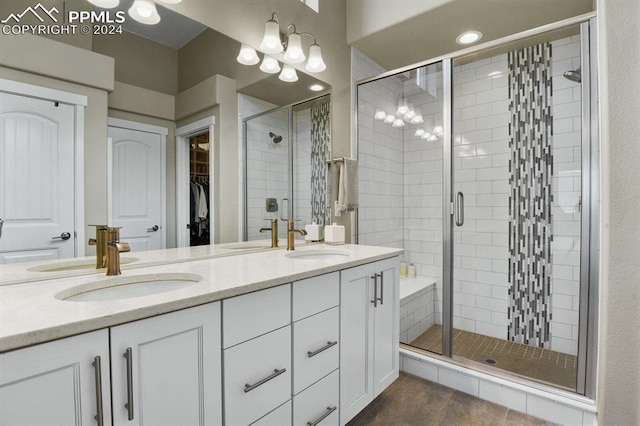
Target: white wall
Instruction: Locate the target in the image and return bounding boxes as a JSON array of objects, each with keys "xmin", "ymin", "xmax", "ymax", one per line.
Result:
[{"xmin": 596, "ymin": 0, "xmax": 640, "ymax": 423}]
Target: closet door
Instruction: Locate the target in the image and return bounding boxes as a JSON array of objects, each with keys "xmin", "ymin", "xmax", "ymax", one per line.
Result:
[
  {"xmin": 0, "ymin": 91, "xmax": 76, "ymax": 263},
  {"xmin": 108, "ymin": 121, "xmax": 165, "ymax": 252}
]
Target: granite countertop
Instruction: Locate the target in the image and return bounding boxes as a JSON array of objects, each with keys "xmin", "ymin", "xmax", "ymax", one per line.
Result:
[{"xmin": 0, "ymin": 244, "xmax": 403, "ymax": 353}]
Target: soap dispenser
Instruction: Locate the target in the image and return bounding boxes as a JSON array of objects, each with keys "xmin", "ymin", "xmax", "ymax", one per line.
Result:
[
  {"xmin": 305, "ymin": 221, "xmax": 323, "ymax": 242},
  {"xmin": 324, "ymin": 223, "xmax": 345, "ymax": 245}
]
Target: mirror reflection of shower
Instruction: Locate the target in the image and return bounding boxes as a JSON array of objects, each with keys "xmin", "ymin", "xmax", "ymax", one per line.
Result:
[
  {"xmin": 563, "ymin": 67, "xmax": 581, "ymax": 82},
  {"xmin": 269, "ymin": 132, "xmax": 283, "ymax": 144}
]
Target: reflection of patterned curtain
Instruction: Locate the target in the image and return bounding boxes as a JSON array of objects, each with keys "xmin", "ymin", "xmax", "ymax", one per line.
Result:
[
  {"xmin": 507, "ymin": 43, "xmax": 553, "ymax": 348},
  {"xmin": 311, "ymin": 102, "xmax": 330, "ymax": 226}
]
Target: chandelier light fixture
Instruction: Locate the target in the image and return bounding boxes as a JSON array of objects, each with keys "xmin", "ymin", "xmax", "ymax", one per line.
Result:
[
  {"xmin": 86, "ymin": 0, "xmax": 182, "ymax": 25},
  {"xmin": 237, "ymin": 12, "xmax": 327, "ymax": 82}
]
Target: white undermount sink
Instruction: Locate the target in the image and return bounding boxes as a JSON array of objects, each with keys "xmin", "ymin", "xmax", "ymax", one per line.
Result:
[
  {"xmin": 284, "ymin": 248, "xmax": 351, "ymax": 260},
  {"xmin": 28, "ymin": 257, "xmax": 139, "ymax": 273},
  {"xmin": 57, "ymin": 273, "xmax": 202, "ymax": 302}
]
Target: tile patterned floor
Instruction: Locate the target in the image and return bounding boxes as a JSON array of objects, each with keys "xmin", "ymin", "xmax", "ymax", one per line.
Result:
[
  {"xmin": 347, "ymin": 372, "xmax": 553, "ymax": 426},
  {"xmin": 409, "ymin": 325, "xmax": 577, "ymax": 390}
]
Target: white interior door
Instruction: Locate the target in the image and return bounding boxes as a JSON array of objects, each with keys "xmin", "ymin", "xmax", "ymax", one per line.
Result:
[
  {"xmin": 0, "ymin": 92, "xmax": 75, "ymax": 264},
  {"xmin": 108, "ymin": 122, "xmax": 165, "ymax": 252}
]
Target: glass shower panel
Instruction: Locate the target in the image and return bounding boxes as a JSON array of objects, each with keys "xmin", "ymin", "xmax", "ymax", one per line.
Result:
[
  {"xmin": 357, "ymin": 62, "xmax": 444, "ymax": 355},
  {"xmin": 451, "ymin": 33, "xmax": 583, "ymax": 391},
  {"xmin": 245, "ymin": 109, "xmax": 289, "ymax": 241}
]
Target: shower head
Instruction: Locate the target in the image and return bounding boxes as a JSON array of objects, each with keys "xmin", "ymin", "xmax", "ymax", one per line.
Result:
[
  {"xmin": 269, "ymin": 132, "xmax": 283, "ymax": 144},
  {"xmin": 562, "ymin": 68, "xmax": 581, "ymax": 83}
]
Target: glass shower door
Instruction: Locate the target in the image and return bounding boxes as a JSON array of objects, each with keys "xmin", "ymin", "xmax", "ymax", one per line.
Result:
[{"xmin": 450, "ymin": 30, "xmax": 585, "ymax": 391}]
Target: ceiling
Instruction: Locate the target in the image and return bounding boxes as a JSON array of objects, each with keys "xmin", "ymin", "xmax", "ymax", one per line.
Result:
[
  {"xmin": 98, "ymin": 0, "xmax": 207, "ymax": 49},
  {"xmin": 349, "ymin": 0, "xmax": 594, "ymax": 71}
]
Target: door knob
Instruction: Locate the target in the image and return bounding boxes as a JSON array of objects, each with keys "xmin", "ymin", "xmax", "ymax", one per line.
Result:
[
  {"xmin": 52, "ymin": 231, "xmax": 72, "ymax": 240},
  {"xmin": 147, "ymin": 225, "xmax": 159, "ymax": 232}
]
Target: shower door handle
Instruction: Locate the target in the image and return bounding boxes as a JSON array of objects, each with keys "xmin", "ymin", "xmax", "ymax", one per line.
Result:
[{"xmin": 455, "ymin": 192, "xmax": 464, "ymax": 227}]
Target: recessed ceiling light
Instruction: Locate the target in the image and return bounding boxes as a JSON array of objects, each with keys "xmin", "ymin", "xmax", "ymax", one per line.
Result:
[
  {"xmin": 456, "ymin": 30, "xmax": 483, "ymax": 45},
  {"xmin": 308, "ymin": 83, "xmax": 325, "ymax": 92}
]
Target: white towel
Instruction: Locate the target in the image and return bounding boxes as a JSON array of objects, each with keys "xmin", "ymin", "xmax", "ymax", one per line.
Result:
[{"xmin": 335, "ymin": 158, "xmax": 358, "ymax": 215}]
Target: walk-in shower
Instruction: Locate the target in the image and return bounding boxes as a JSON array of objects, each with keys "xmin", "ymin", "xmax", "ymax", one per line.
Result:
[
  {"xmin": 242, "ymin": 95, "xmax": 331, "ymax": 241},
  {"xmin": 356, "ymin": 18, "xmax": 598, "ymax": 398}
]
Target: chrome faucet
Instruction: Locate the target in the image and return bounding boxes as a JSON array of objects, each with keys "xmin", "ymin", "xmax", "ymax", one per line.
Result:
[
  {"xmin": 285, "ymin": 220, "xmax": 307, "ymax": 251},
  {"xmin": 259, "ymin": 219, "xmax": 279, "ymax": 248},
  {"xmin": 105, "ymin": 227, "xmax": 130, "ymax": 276},
  {"xmin": 88, "ymin": 225, "xmax": 109, "ymax": 269}
]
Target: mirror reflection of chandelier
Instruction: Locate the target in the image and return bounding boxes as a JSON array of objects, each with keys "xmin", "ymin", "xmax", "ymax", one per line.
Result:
[{"xmin": 86, "ymin": 0, "xmax": 182, "ymax": 25}]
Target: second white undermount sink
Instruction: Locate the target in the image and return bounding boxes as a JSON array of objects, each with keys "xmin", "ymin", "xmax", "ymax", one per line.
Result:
[
  {"xmin": 57, "ymin": 273, "xmax": 203, "ymax": 302},
  {"xmin": 285, "ymin": 248, "xmax": 351, "ymax": 260}
]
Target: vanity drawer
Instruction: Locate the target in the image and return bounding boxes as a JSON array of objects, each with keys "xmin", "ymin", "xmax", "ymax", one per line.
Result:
[
  {"xmin": 293, "ymin": 370, "xmax": 339, "ymax": 426},
  {"xmin": 252, "ymin": 400, "xmax": 292, "ymax": 426},
  {"xmin": 293, "ymin": 307, "xmax": 339, "ymax": 394},
  {"xmin": 223, "ymin": 283, "xmax": 291, "ymax": 348},
  {"xmin": 224, "ymin": 325, "xmax": 292, "ymax": 425},
  {"xmin": 292, "ymin": 272, "xmax": 339, "ymax": 321}
]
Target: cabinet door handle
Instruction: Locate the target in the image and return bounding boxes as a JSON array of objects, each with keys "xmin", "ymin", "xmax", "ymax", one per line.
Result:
[
  {"xmin": 377, "ymin": 272, "xmax": 384, "ymax": 305},
  {"xmin": 244, "ymin": 368, "xmax": 286, "ymax": 393},
  {"xmin": 124, "ymin": 347, "xmax": 134, "ymax": 421},
  {"xmin": 307, "ymin": 341, "xmax": 338, "ymax": 358},
  {"xmin": 92, "ymin": 356, "xmax": 104, "ymax": 426},
  {"xmin": 307, "ymin": 406, "xmax": 337, "ymax": 426},
  {"xmin": 370, "ymin": 274, "xmax": 378, "ymax": 307}
]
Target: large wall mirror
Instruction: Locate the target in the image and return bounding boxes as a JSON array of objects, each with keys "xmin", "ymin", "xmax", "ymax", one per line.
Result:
[{"xmin": 0, "ymin": 0, "xmax": 331, "ymax": 271}]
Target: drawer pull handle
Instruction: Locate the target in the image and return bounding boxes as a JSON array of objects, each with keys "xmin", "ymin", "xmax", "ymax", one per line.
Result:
[
  {"xmin": 307, "ymin": 340, "xmax": 338, "ymax": 358},
  {"xmin": 124, "ymin": 347, "xmax": 134, "ymax": 420},
  {"xmin": 307, "ymin": 406, "xmax": 337, "ymax": 426},
  {"xmin": 92, "ymin": 356, "xmax": 104, "ymax": 426},
  {"xmin": 370, "ymin": 274, "xmax": 378, "ymax": 307},
  {"xmin": 244, "ymin": 368, "xmax": 286, "ymax": 393}
]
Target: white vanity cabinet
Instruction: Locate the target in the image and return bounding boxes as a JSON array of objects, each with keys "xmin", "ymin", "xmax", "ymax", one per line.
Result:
[
  {"xmin": 0, "ymin": 302, "xmax": 221, "ymax": 426},
  {"xmin": 0, "ymin": 329, "xmax": 112, "ymax": 426},
  {"xmin": 292, "ymin": 272, "xmax": 340, "ymax": 426},
  {"xmin": 223, "ymin": 284, "xmax": 292, "ymax": 425},
  {"xmin": 339, "ymin": 257, "xmax": 400, "ymax": 425},
  {"xmin": 110, "ymin": 302, "xmax": 222, "ymax": 425}
]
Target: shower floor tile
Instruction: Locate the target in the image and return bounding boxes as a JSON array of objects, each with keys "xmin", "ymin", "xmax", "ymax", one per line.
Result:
[
  {"xmin": 346, "ymin": 371, "xmax": 551, "ymax": 426},
  {"xmin": 409, "ymin": 325, "xmax": 577, "ymax": 390}
]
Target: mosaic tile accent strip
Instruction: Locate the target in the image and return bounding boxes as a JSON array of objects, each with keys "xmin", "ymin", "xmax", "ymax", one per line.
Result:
[
  {"xmin": 310, "ymin": 102, "xmax": 330, "ymax": 225},
  {"xmin": 507, "ymin": 43, "xmax": 554, "ymax": 349}
]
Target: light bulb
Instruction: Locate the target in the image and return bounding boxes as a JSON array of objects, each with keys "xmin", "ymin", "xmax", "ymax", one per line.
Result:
[
  {"xmin": 283, "ymin": 33, "xmax": 305, "ymax": 64},
  {"xmin": 434, "ymin": 126, "xmax": 443, "ymax": 136},
  {"xmin": 279, "ymin": 64, "xmax": 299, "ymax": 82},
  {"xmin": 396, "ymin": 99, "xmax": 409, "ymax": 116},
  {"xmin": 374, "ymin": 109, "xmax": 387, "ymax": 120},
  {"xmin": 392, "ymin": 119, "xmax": 405, "ymax": 128},
  {"xmin": 128, "ymin": 0, "xmax": 160, "ymax": 24},
  {"xmin": 260, "ymin": 55, "xmax": 281, "ymax": 74},
  {"xmin": 236, "ymin": 44, "xmax": 259, "ymax": 66},
  {"xmin": 260, "ymin": 20, "xmax": 283, "ymax": 54},
  {"xmin": 305, "ymin": 44, "xmax": 326, "ymax": 73},
  {"xmin": 404, "ymin": 109, "xmax": 416, "ymax": 121},
  {"xmin": 383, "ymin": 114, "xmax": 396, "ymax": 124},
  {"xmin": 428, "ymin": 135, "xmax": 438, "ymax": 141},
  {"xmin": 87, "ymin": 0, "xmax": 120, "ymax": 8},
  {"xmin": 415, "ymin": 129, "xmax": 425, "ymax": 136},
  {"xmin": 421, "ymin": 132, "xmax": 432, "ymax": 140},
  {"xmin": 411, "ymin": 115, "xmax": 424, "ymax": 124}
]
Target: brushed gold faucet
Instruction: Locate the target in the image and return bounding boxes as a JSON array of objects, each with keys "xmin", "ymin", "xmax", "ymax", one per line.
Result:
[
  {"xmin": 259, "ymin": 219, "xmax": 279, "ymax": 248},
  {"xmin": 88, "ymin": 225, "xmax": 109, "ymax": 269},
  {"xmin": 286, "ymin": 220, "xmax": 307, "ymax": 251},
  {"xmin": 106, "ymin": 227, "xmax": 130, "ymax": 276}
]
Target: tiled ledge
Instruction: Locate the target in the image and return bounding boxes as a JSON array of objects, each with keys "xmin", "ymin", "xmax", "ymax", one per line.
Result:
[{"xmin": 400, "ymin": 348, "xmax": 597, "ymax": 425}]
